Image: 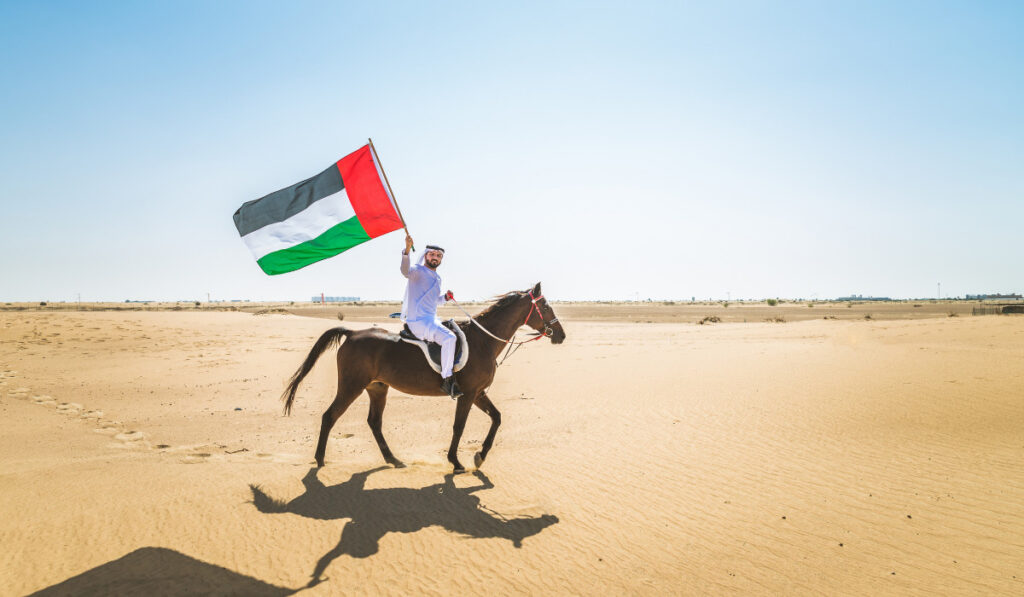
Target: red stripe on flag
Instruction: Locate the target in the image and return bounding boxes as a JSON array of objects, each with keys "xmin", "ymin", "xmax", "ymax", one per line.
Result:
[{"xmin": 336, "ymin": 146, "xmax": 404, "ymax": 238}]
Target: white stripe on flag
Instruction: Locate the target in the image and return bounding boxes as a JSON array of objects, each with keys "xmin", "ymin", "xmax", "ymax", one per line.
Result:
[{"xmin": 240, "ymin": 189, "xmax": 357, "ymax": 260}]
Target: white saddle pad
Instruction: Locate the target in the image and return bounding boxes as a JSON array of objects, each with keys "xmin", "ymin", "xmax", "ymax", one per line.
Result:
[{"xmin": 400, "ymin": 319, "xmax": 469, "ymax": 375}]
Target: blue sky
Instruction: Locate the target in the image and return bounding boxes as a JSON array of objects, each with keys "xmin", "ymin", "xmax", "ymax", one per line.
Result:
[{"xmin": 1, "ymin": 1, "xmax": 1021, "ymax": 302}]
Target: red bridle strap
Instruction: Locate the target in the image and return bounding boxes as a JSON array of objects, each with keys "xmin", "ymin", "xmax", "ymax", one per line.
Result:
[{"xmin": 520, "ymin": 291, "xmax": 553, "ymax": 342}]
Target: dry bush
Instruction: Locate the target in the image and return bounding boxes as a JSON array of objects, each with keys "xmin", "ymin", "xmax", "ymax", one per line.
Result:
[
  {"xmin": 765, "ymin": 316, "xmax": 786, "ymax": 323},
  {"xmin": 698, "ymin": 316, "xmax": 721, "ymax": 325}
]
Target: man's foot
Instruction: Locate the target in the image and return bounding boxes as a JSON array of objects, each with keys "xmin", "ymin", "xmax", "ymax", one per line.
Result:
[{"xmin": 441, "ymin": 376, "xmax": 463, "ymax": 400}]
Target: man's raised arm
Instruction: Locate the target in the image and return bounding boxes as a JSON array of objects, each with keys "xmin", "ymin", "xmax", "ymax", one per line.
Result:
[{"xmin": 400, "ymin": 234, "xmax": 414, "ymax": 278}]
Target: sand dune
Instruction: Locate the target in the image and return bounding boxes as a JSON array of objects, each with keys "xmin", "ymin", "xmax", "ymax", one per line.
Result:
[{"xmin": 1, "ymin": 307, "xmax": 1022, "ymax": 595}]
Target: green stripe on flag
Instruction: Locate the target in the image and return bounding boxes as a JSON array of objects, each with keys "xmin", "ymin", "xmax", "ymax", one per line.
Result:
[{"xmin": 256, "ymin": 216, "xmax": 371, "ymax": 275}]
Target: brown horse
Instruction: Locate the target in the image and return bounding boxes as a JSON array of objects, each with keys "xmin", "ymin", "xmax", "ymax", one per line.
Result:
[{"xmin": 282, "ymin": 282, "xmax": 566, "ymax": 472}]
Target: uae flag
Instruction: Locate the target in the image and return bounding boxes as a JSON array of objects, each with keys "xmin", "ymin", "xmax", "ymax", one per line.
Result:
[{"xmin": 233, "ymin": 145, "xmax": 404, "ymax": 275}]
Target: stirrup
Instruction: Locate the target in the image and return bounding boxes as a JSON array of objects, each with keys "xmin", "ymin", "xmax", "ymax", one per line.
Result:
[{"xmin": 441, "ymin": 377, "xmax": 463, "ymax": 400}]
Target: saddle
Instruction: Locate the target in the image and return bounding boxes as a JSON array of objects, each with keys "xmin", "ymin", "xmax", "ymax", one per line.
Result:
[{"xmin": 399, "ymin": 319, "xmax": 469, "ymax": 375}]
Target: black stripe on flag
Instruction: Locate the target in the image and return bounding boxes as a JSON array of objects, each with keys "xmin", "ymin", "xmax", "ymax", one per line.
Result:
[{"xmin": 233, "ymin": 163, "xmax": 344, "ymax": 237}]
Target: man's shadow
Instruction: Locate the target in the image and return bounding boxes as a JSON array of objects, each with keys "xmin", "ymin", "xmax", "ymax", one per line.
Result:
[{"xmin": 250, "ymin": 468, "xmax": 558, "ymax": 586}]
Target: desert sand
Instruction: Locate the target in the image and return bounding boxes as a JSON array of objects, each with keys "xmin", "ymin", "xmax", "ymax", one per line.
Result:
[{"xmin": 1, "ymin": 304, "xmax": 1022, "ymax": 595}]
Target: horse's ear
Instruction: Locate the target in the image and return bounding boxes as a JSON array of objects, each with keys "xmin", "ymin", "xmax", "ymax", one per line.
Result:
[{"xmin": 531, "ymin": 282, "xmax": 542, "ymax": 295}]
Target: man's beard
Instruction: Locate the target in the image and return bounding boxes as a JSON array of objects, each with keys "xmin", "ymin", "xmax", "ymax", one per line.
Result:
[{"xmin": 426, "ymin": 259, "xmax": 440, "ymax": 269}]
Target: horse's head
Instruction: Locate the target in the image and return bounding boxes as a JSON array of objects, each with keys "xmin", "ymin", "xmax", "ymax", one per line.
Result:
[{"xmin": 524, "ymin": 282, "xmax": 566, "ymax": 344}]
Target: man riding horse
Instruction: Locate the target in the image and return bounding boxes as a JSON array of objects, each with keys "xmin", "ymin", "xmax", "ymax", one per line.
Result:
[{"xmin": 400, "ymin": 234, "xmax": 462, "ymax": 399}]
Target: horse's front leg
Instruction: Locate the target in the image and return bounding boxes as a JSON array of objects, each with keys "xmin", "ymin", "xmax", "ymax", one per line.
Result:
[
  {"xmin": 447, "ymin": 390, "xmax": 476, "ymax": 473},
  {"xmin": 473, "ymin": 392, "xmax": 501, "ymax": 469}
]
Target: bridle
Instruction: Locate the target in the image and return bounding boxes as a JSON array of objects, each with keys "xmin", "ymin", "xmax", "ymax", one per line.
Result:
[
  {"xmin": 449, "ymin": 290, "xmax": 560, "ymax": 365},
  {"xmin": 522, "ymin": 290, "xmax": 560, "ymax": 339}
]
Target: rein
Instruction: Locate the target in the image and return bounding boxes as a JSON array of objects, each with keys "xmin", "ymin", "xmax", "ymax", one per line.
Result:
[{"xmin": 449, "ymin": 291, "xmax": 558, "ymax": 366}]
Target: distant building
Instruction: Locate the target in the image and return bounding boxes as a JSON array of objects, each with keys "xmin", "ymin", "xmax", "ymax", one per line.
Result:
[
  {"xmin": 312, "ymin": 296, "xmax": 360, "ymax": 303},
  {"xmin": 836, "ymin": 294, "xmax": 891, "ymax": 301},
  {"xmin": 965, "ymin": 293, "xmax": 1021, "ymax": 300}
]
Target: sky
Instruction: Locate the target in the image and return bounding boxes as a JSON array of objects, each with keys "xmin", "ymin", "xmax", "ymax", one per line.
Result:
[{"xmin": 1, "ymin": 1, "xmax": 1021, "ymax": 302}]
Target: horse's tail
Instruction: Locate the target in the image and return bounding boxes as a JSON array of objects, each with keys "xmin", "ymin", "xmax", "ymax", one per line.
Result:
[{"xmin": 282, "ymin": 327, "xmax": 352, "ymax": 415}]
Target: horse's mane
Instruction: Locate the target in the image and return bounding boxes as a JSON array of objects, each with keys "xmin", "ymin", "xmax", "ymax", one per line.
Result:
[{"xmin": 469, "ymin": 290, "xmax": 524, "ymax": 320}]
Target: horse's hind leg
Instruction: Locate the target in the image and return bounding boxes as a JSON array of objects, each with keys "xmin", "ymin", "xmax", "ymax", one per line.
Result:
[
  {"xmin": 366, "ymin": 382, "xmax": 404, "ymax": 468},
  {"xmin": 473, "ymin": 392, "xmax": 501, "ymax": 469},
  {"xmin": 314, "ymin": 379, "xmax": 365, "ymax": 468}
]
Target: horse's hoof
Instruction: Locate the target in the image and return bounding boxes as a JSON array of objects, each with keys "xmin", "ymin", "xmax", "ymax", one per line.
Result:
[
  {"xmin": 452, "ymin": 465, "xmax": 466, "ymax": 474},
  {"xmin": 390, "ymin": 460, "xmax": 407, "ymax": 469},
  {"xmin": 473, "ymin": 452, "xmax": 484, "ymax": 469}
]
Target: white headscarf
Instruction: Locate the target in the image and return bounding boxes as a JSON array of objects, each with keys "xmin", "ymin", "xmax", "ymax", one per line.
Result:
[{"xmin": 419, "ymin": 245, "xmax": 445, "ymax": 265}]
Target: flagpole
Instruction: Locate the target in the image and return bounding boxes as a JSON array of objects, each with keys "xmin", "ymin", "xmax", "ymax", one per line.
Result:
[{"xmin": 367, "ymin": 138, "xmax": 412, "ymax": 244}]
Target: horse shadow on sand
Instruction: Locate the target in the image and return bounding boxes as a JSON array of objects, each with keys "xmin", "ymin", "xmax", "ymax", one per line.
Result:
[{"xmin": 249, "ymin": 467, "xmax": 558, "ymax": 586}]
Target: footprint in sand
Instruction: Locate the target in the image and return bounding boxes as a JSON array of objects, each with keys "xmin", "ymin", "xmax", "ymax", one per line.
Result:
[
  {"xmin": 181, "ymin": 452, "xmax": 213, "ymax": 464},
  {"xmin": 10, "ymin": 384, "xmax": 147, "ymax": 450},
  {"xmin": 114, "ymin": 430, "xmax": 147, "ymax": 442},
  {"xmin": 111, "ymin": 431, "xmax": 151, "ymax": 450},
  {"xmin": 5, "ymin": 377, "xmax": 273, "ymax": 463},
  {"xmin": 250, "ymin": 451, "xmax": 302, "ymax": 464}
]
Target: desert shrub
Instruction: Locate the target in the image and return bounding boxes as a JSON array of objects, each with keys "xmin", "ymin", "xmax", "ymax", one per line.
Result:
[
  {"xmin": 722, "ymin": 301, "xmax": 729, "ymax": 308},
  {"xmin": 337, "ymin": 313, "xmax": 345, "ymax": 321},
  {"xmin": 863, "ymin": 313, "xmax": 872, "ymax": 320},
  {"xmin": 948, "ymin": 312, "xmax": 958, "ymax": 317},
  {"xmin": 39, "ymin": 302, "xmax": 46, "ymax": 306},
  {"xmin": 847, "ymin": 303, "xmax": 852, "ymax": 308},
  {"xmin": 807, "ymin": 303, "xmax": 814, "ymax": 308},
  {"xmin": 765, "ymin": 316, "xmax": 786, "ymax": 323},
  {"xmin": 766, "ymin": 298, "xmax": 778, "ymax": 306},
  {"xmin": 823, "ymin": 315, "xmax": 837, "ymax": 320},
  {"xmin": 698, "ymin": 316, "xmax": 721, "ymax": 325},
  {"xmin": 913, "ymin": 304, "xmax": 922, "ymax": 308}
]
